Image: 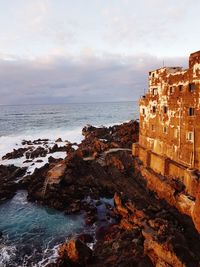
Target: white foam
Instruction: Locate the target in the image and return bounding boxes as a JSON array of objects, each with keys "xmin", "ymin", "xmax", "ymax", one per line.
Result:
[
  {"xmin": 36, "ymin": 243, "xmax": 60, "ymax": 267},
  {"xmin": 0, "ymin": 127, "xmax": 83, "ymax": 160},
  {"xmin": 0, "ymin": 127, "xmax": 83, "ymax": 175},
  {"xmin": 0, "ymin": 244, "xmax": 17, "ymax": 266}
]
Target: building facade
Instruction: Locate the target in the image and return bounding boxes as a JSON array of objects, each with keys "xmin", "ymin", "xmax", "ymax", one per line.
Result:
[{"xmin": 133, "ymin": 51, "xmax": 200, "ymax": 198}]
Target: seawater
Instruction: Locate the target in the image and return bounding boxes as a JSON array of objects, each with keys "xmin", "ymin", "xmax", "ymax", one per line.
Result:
[
  {"xmin": 0, "ymin": 101, "xmax": 139, "ymax": 266},
  {"xmin": 0, "ymin": 191, "xmax": 84, "ymax": 266}
]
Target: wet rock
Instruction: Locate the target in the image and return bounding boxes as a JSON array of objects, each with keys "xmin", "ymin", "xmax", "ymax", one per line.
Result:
[
  {"xmin": 55, "ymin": 138, "xmax": 63, "ymax": 142},
  {"xmin": 0, "ymin": 165, "xmax": 27, "ymax": 201},
  {"xmin": 36, "ymin": 159, "xmax": 43, "ymax": 163},
  {"xmin": 23, "ymin": 159, "xmax": 33, "ymax": 163},
  {"xmin": 48, "ymin": 156, "xmax": 62, "ymax": 164},
  {"xmin": 49, "ymin": 144, "xmax": 67, "ymax": 153},
  {"xmin": 25, "ymin": 146, "xmax": 48, "ymax": 159},
  {"xmin": 2, "ymin": 147, "xmax": 28, "ymax": 160},
  {"xmin": 22, "ymin": 138, "xmax": 49, "ymax": 146},
  {"xmin": 85, "ymin": 214, "xmax": 97, "ymax": 225},
  {"xmin": 78, "ymin": 233, "xmax": 94, "ymax": 244},
  {"xmin": 64, "ymin": 202, "xmax": 81, "ymax": 214}
]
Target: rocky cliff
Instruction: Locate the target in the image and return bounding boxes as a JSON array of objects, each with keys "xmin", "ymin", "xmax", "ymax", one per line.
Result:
[{"xmin": 1, "ymin": 120, "xmax": 200, "ymax": 266}]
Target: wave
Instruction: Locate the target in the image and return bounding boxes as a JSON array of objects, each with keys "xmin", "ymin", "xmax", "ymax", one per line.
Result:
[{"xmin": 0, "ymin": 127, "xmax": 83, "ymax": 160}]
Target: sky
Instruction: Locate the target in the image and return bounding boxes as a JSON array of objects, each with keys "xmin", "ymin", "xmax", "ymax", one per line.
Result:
[{"xmin": 0, "ymin": 0, "xmax": 199, "ymax": 104}]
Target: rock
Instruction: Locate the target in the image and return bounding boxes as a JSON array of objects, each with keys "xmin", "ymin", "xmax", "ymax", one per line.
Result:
[
  {"xmin": 64, "ymin": 202, "xmax": 81, "ymax": 214},
  {"xmin": 55, "ymin": 138, "xmax": 63, "ymax": 142},
  {"xmin": 49, "ymin": 144, "xmax": 66, "ymax": 153},
  {"xmin": 78, "ymin": 233, "xmax": 94, "ymax": 243},
  {"xmin": 2, "ymin": 147, "xmax": 28, "ymax": 160},
  {"xmin": 63, "ymin": 171, "xmax": 74, "ymax": 185},
  {"xmin": 81, "ymin": 120, "xmax": 139, "ymax": 148},
  {"xmin": 192, "ymin": 185, "xmax": 200, "ymax": 233},
  {"xmin": 25, "ymin": 146, "xmax": 48, "ymax": 159},
  {"xmin": 36, "ymin": 159, "xmax": 43, "ymax": 163},
  {"xmin": 85, "ymin": 212, "xmax": 97, "ymax": 226},
  {"xmin": 57, "ymin": 239, "xmax": 93, "ymax": 265},
  {"xmin": 23, "ymin": 159, "xmax": 33, "ymax": 163},
  {"xmin": 0, "ymin": 165, "xmax": 27, "ymax": 201},
  {"xmin": 95, "ymin": 200, "xmax": 102, "ymax": 206},
  {"xmin": 16, "ymin": 121, "xmax": 200, "ymax": 266},
  {"xmin": 48, "ymin": 156, "xmax": 62, "ymax": 164},
  {"xmin": 46, "ymin": 160, "xmax": 66, "ymax": 184},
  {"xmin": 22, "ymin": 138, "xmax": 49, "ymax": 146}
]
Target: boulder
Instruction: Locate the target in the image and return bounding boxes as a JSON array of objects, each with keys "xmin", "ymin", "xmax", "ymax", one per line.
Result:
[
  {"xmin": 47, "ymin": 160, "xmax": 66, "ymax": 184},
  {"xmin": 58, "ymin": 239, "xmax": 93, "ymax": 265},
  {"xmin": 55, "ymin": 138, "xmax": 63, "ymax": 142},
  {"xmin": 2, "ymin": 147, "xmax": 28, "ymax": 160}
]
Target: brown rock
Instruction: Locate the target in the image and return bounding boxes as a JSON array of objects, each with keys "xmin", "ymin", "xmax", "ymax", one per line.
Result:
[
  {"xmin": 58, "ymin": 239, "xmax": 92, "ymax": 265},
  {"xmin": 192, "ymin": 185, "xmax": 200, "ymax": 233},
  {"xmin": 47, "ymin": 160, "xmax": 66, "ymax": 184}
]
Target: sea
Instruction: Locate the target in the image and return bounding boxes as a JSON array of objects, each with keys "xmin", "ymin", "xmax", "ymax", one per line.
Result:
[{"xmin": 0, "ymin": 101, "xmax": 139, "ymax": 267}]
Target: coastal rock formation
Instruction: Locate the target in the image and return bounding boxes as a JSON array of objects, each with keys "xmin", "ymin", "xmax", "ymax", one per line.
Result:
[
  {"xmin": 18, "ymin": 120, "xmax": 200, "ymax": 266},
  {"xmin": 80, "ymin": 120, "xmax": 139, "ymax": 157},
  {"xmin": 25, "ymin": 121, "xmax": 139, "ymax": 213},
  {"xmin": 113, "ymin": 189, "xmax": 200, "ymax": 267},
  {"xmin": 2, "ymin": 147, "xmax": 28, "ymax": 160},
  {"xmin": 1, "ymin": 119, "xmax": 200, "ymax": 266},
  {"xmin": 1, "ymin": 138, "xmax": 68, "ymax": 163},
  {"xmin": 0, "ymin": 164, "xmax": 27, "ymax": 201},
  {"xmin": 57, "ymin": 239, "xmax": 93, "ymax": 266}
]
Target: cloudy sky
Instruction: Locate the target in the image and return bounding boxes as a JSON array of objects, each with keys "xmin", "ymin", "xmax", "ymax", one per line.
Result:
[{"xmin": 0, "ymin": 0, "xmax": 199, "ymax": 104}]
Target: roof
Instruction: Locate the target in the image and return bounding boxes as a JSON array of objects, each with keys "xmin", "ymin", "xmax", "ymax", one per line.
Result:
[{"xmin": 190, "ymin": 51, "xmax": 200, "ymax": 57}]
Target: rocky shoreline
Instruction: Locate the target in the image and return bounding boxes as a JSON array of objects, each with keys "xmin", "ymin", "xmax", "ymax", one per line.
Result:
[{"xmin": 1, "ymin": 120, "xmax": 200, "ymax": 266}]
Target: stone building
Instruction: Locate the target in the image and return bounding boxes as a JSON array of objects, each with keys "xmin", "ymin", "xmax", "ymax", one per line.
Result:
[{"xmin": 133, "ymin": 51, "xmax": 200, "ymax": 232}]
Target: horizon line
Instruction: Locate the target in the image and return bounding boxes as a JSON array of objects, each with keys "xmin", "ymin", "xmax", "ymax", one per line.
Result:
[{"xmin": 0, "ymin": 100, "xmax": 138, "ymax": 107}]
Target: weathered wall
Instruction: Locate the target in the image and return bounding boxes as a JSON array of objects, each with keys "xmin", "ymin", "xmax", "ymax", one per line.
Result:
[
  {"xmin": 149, "ymin": 153, "xmax": 165, "ymax": 175},
  {"xmin": 138, "ymin": 146, "xmax": 148, "ymax": 167},
  {"xmin": 139, "ymin": 50, "xmax": 200, "ymax": 175},
  {"xmin": 133, "ymin": 51, "xmax": 200, "ymax": 233},
  {"xmin": 168, "ymin": 162, "xmax": 185, "ymax": 181}
]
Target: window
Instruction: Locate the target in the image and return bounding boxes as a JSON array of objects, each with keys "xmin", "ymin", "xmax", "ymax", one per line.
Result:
[
  {"xmin": 179, "ymin": 85, "xmax": 183, "ymax": 91},
  {"xmin": 187, "ymin": 132, "xmax": 194, "ymax": 142},
  {"xmin": 189, "ymin": 83, "xmax": 195, "ymax": 92},
  {"xmin": 152, "ymin": 106, "xmax": 156, "ymax": 113},
  {"xmin": 189, "ymin": 107, "xmax": 195, "ymax": 116},
  {"xmin": 170, "ymin": 86, "xmax": 175, "ymax": 94},
  {"xmin": 142, "ymin": 108, "xmax": 145, "ymax": 115},
  {"xmin": 151, "ymin": 125, "xmax": 155, "ymax": 131},
  {"xmin": 153, "ymin": 88, "xmax": 158, "ymax": 95},
  {"xmin": 152, "ymin": 73, "xmax": 155, "ymax": 78},
  {"xmin": 163, "ymin": 106, "xmax": 168, "ymax": 113},
  {"xmin": 174, "ymin": 128, "xmax": 178, "ymax": 138},
  {"xmin": 163, "ymin": 126, "xmax": 167, "ymax": 134}
]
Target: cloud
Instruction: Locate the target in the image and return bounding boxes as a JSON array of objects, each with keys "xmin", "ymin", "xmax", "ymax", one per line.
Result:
[
  {"xmin": 101, "ymin": 0, "xmax": 200, "ymax": 54},
  {"xmin": 0, "ymin": 52, "xmax": 187, "ymax": 105}
]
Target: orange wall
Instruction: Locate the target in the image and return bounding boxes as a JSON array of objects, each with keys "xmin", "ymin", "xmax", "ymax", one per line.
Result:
[{"xmin": 139, "ymin": 51, "xmax": 200, "ymax": 170}]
